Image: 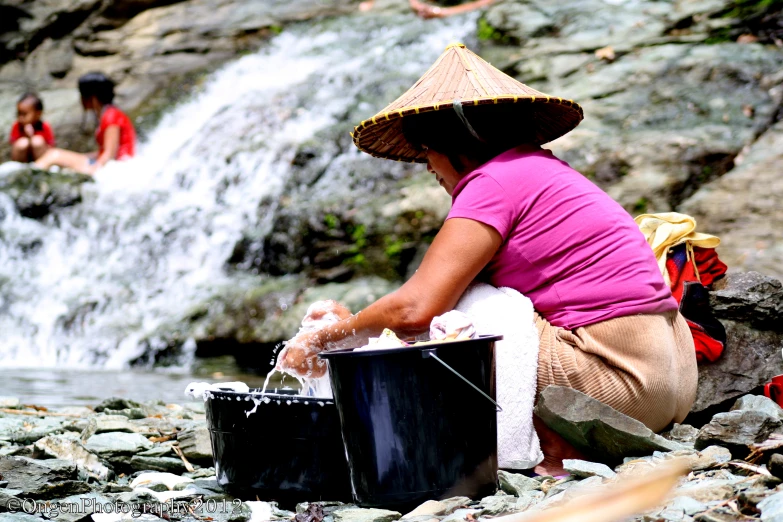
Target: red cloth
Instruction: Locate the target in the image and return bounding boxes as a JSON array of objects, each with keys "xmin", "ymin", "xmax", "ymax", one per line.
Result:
[
  {"xmin": 665, "ymin": 245, "xmax": 728, "ymax": 362},
  {"xmin": 97, "ymin": 106, "xmax": 136, "ymax": 159},
  {"xmin": 9, "ymin": 121, "xmax": 55, "ymax": 146}
]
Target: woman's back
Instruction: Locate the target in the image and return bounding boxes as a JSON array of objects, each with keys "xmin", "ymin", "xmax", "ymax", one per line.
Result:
[{"xmin": 447, "ymin": 146, "xmax": 677, "ymax": 329}]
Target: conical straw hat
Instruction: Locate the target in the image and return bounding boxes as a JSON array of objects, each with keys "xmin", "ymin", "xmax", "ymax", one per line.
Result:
[{"xmin": 352, "ymin": 43, "xmax": 584, "ymax": 163}]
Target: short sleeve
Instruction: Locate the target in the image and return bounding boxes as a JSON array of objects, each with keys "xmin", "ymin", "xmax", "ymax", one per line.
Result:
[
  {"xmin": 101, "ymin": 107, "xmax": 123, "ymax": 127},
  {"xmin": 42, "ymin": 122, "xmax": 55, "ymax": 146},
  {"xmin": 446, "ymin": 173, "xmax": 515, "ymax": 241},
  {"xmin": 9, "ymin": 123, "xmax": 20, "ymax": 144}
]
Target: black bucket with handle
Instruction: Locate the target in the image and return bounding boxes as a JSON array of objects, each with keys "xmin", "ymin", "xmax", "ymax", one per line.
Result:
[
  {"xmin": 205, "ymin": 388, "xmax": 352, "ymax": 506},
  {"xmin": 319, "ymin": 335, "xmax": 501, "ymax": 511}
]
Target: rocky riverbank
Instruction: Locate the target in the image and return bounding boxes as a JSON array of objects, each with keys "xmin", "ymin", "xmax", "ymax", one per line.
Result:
[{"xmin": 3, "ymin": 386, "xmax": 783, "ymax": 522}]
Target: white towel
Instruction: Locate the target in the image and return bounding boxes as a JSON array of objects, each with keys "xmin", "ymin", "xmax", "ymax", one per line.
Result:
[{"xmin": 455, "ymin": 282, "xmax": 543, "ymax": 469}]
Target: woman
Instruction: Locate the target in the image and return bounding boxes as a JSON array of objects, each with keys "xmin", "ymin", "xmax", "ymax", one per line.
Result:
[
  {"xmin": 279, "ymin": 44, "xmax": 698, "ymax": 475},
  {"xmin": 35, "ymin": 72, "xmax": 136, "ymax": 174}
]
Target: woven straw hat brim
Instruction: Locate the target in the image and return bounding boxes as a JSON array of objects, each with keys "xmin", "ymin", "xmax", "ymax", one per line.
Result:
[{"xmin": 351, "ymin": 44, "xmax": 584, "ymax": 163}]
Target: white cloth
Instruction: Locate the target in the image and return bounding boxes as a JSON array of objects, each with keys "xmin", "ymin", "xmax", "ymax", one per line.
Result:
[
  {"xmin": 429, "ymin": 310, "xmax": 477, "ymax": 340},
  {"xmin": 454, "ymin": 282, "xmax": 542, "ymax": 469}
]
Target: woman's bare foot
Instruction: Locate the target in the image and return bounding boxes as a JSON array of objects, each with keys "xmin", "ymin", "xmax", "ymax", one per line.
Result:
[{"xmin": 533, "ymin": 416, "xmax": 588, "ymax": 476}]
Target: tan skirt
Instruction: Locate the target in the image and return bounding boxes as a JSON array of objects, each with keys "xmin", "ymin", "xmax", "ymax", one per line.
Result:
[{"xmin": 536, "ymin": 310, "xmax": 698, "ymax": 433}]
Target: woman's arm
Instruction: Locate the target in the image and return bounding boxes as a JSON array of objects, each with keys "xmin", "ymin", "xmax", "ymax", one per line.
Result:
[
  {"xmin": 95, "ymin": 125, "xmax": 120, "ymax": 167},
  {"xmin": 279, "ymin": 217, "xmax": 503, "ymax": 376}
]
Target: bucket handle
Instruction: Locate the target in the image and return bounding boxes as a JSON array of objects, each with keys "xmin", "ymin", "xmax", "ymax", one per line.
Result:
[{"xmin": 422, "ymin": 349, "xmax": 502, "ymax": 412}]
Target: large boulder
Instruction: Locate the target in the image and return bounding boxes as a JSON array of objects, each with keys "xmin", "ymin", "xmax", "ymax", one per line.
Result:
[
  {"xmin": 692, "ymin": 272, "xmax": 783, "ymax": 414},
  {"xmin": 534, "ymin": 386, "xmax": 682, "ymax": 465}
]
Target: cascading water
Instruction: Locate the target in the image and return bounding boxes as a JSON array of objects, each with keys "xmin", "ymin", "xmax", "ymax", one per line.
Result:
[{"xmin": 0, "ymin": 12, "xmax": 477, "ymax": 371}]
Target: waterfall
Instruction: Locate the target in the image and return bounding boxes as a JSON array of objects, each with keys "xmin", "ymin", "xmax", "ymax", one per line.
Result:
[{"xmin": 0, "ymin": 12, "xmax": 476, "ymax": 369}]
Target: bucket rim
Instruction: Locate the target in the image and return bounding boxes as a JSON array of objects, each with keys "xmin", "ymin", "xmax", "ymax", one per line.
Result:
[
  {"xmin": 205, "ymin": 388, "xmax": 336, "ymax": 404},
  {"xmin": 318, "ymin": 334, "xmax": 503, "ymax": 359}
]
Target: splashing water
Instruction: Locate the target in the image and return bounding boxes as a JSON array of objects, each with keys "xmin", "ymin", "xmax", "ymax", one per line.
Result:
[{"xmin": 0, "ymin": 13, "xmax": 476, "ymax": 369}]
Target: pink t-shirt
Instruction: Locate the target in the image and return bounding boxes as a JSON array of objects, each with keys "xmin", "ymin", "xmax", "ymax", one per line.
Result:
[{"xmin": 447, "ymin": 147, "xmax": 677, "ymax": 329}]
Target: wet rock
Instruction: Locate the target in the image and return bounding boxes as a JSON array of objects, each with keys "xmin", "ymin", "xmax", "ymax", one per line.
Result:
[
  {"xmin": 84, "ymin": 432, "xmax": 153, "ymax": 462},
  {"xmin": 498, "ymin": 470, "xmax": 540, "ymax": 496},
  {"xmin": 333, "ymin": 508, "xmax": 402, "ymax": 522},
  {"xmin": 562, "ymin": 459, "xmax": 616, "ymax": 479},
  {"xmin": 535, "ymin": 386, "xmax": 682, "ymax": 464},
  {"xmin": 129, "ymin": 456, "xmax": 187, "ymax": 474},
  {"xmin": 695, "ymin": 410, "xmax": 783, "ymax": 457},
  {"xmin": 177, "ymin": 426, "xmax": 212, "ymax": 461},
  {"xmin": 0, "ymin": 163, "xmax": 93, "ymax": 219},
  {"xmin": 94, "ymin": 398, "xmax": 144, "ymax": 413},
  {"xmin": 33, "ymin": 434, "xmax": 111, "ymax": 481},
  {"xmin": 0, "ymin": 455, "xmax": 91, "ymax": 499}
]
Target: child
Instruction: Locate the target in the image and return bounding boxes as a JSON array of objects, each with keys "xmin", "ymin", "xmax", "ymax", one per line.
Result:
[
  {"xmin": 9, "ymin": 93, "xmax": 55, "ymax": 162},
  {"xmin": 35, "ymin": 72, "xmax": 136, "ymax": 174}
]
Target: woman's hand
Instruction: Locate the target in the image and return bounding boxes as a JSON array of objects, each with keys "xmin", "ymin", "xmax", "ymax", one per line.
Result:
[
  {"xmin": 277, "ymin": 330, "xmax": 328, "ymax": 378},
  {"xmin": 300, "ymin": 300, "xmax": 351, "ymax": 331}
]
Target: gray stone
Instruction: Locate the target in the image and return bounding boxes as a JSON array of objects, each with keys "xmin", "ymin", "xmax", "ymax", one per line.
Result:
[
  {"xmin": 3, "ymin": 416, "xmax": 65, "ymax": 445},
  {"xmin": 674, "ymin": 479, "xmax": 737, "ymax": 503},
  {"xmin": 33, "ymin": 434, "xmax": 111, "ymax": 481},
  {"xmin": 695, "ymin": 410, "xmax": 783, "ymax": 457},
  {"xmin": 0, "ymin": 456, "xmax": 91, "ymax": 499},
  {"xmin": 515, "ymin": 490, "xmax": 546, "ymax": 511},
  {"xmin": 758, "ymin": 490, "xmax": 783, "ymax": 521},
  {"xmin": 665, "ymin": 424, "xmax": 700, "ymax": 445},
  {"xmin": 666, "ymin": 496, "xmax": 708, "ymax": 516},
  {"xmin": 769, "ymin": 454, "xmax": 783, "ymax": 481},
  {"xmin": 731, "ymin": 395, "xmax": 783, "ymax": 419},
  {"xmin": 709, "ymin": 272, "xmax": 783, "ymax": 331},
  {"xmin": 498, "ymin": 470, "xmax": 540, "ymax": 496},
  {"xmin": 441, "ymin": 508, "xmax": 480, "ymax": 522},
  {"xmin": 535, "ymin": 386, "xmax": 682, "ymax": 464},
  {"xmin": 562, "ymin": 459, "xmax": 616, "ymax": 479},
  {"xmin": 402, "ymin": 497, "xmax": 470, "ymax": 519},
  {"xmin": 94, "ymin": 398, "xmax": 144, "ymax": 413},
  {"xmin": 693, "ymin": 317, "xmax": 783, "ymax": 413},
  {"xmin": 477, "ymin": 494, "xmax": 520, "ymax": 517},
  {"xmin": 84, "ymin": 432, "xmax": 153, "ymax": 457},
  {"xmin": 129, "ymin": 456, "xmax": 187, "ymax": 473},
  {"xmin": 84, "ymin": 414, "xmax": 137, "ymax": 436},
  {"xmin": 333, "ymin": 508, "xmax": 402, "ymax": 522},
  {"xmin": 47, "ymin": 492, "xmax": 114, "ymax": 522},
  {"xmin": 177, "ymin": 426, "xmax": 212, "ymax": 461}
]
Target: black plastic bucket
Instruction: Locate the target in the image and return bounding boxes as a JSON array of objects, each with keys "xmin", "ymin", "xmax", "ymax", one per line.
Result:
[
  {"xmin": 205, "ymin": 388, "xmax": 353, "ymax": 506},
  {"xmin": 319, "ymin": 335, "xmax": 501, "ymax": 510}
]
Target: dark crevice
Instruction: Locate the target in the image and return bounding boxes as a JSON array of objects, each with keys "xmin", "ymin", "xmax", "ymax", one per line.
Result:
[{"xmin": 670, "ymin": 152, "xmax": 737, "ymax": 209}]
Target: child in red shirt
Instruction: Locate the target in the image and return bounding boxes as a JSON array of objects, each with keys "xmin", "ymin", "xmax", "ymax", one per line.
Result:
[
  {"xmin": 10, "ymin": 93, "xmax": 56, "ymax": 162},
  {"xmin": 35, "ymin": 72, "xmax": 136, "ymax": 174}
]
